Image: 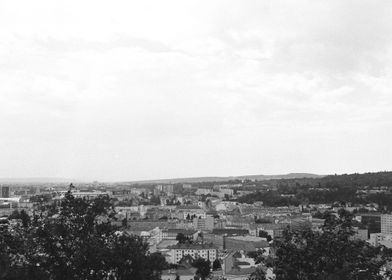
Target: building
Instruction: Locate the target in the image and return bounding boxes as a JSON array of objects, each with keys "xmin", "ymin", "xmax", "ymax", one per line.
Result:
[
  {"xmin": 145, "ymin": 207, "xmax": 172, "ymax": 220},
  {"xmin": 358, "ymin": 213, "xmax": 381, "ymax": 235},
  {"xmin": 290, "ymin": 217, "xmax": 312, "ymax": 231},
  {"xmin": 69, "ymin": 190, "xmax": 109, "ymax": 200},
  {"xmin": 195, "ymin": 188, "xmax": 212, "ymax": 196},
  {"xmin": 381, "ymin": 214, "xmax": 392, "ymax": 234},
  {"xmin": 163, "ymin": 185, "xmax": 174, "ymax": 194},
  {"xmin": 224, "ymin": 236, "xmax": 270, "ymax": 252},
  {"xmin": 160, "ymin": 229, "xmax": 199, "ymax": 241},
  {"xmin": 369, "ymin": 233, "xmax": 392, "ymax": 248},
  {"xmin": 193, "ymin": 215, "xmax": 214, "ymax": 231},
  {"xmin": 221, "ymin": 251, "xmax": 235, "ymax": 275},
  {"xmin": 177, "ymin": 205, "xmax": 206, "ymax": 220},
  {"xmin": 256, "ymin": 223, "xmax": 289, "ymax": 239},
  {"xmin": 168, "ymin": 243, "xmax": 217, "ymax": 264},
  {"xmin": 351, "ymin": 227, "xmax": 368, "ymax": 241},
  {"xmin": 115, "ymin": 205, "xmax": 146, "ymax": 218},
  {"xmin": 109, "ymin": 189, "xmax": 134, "ymax": 201},
  {"xmin": 1, "ymin": 186, "xmax": 10, "ymax": 198},
  {"xmin": 161, "ymin": 268, "xmax": 197, "ymax": 280},
  {"xmin": 126, "ymin": 226, "xmax": 162, "ymax": 253},
  {"xmin": 203, "ymin": 229, "xmax": 250, "ymax": 250}
]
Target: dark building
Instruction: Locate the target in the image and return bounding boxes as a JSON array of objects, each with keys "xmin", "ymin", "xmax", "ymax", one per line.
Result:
[
  {"xmin": 360, "ymin": 213, "xmax": 381, "ymax": 236},
  {"xmin": 1, "ymin": 186, "xmax": 10, "ymax": 198}
]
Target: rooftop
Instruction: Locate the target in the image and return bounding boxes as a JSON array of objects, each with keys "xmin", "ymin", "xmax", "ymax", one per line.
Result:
[
  {"xmin": 177, "ymin": 205, "xmax": 202, "ymax": 210},
  {"xmin": 169, "ymin": 243, "xmax": 217, "ymax": 250},
  {"xmin": 227, "ymin": 236, "xmax": 269, "ymax": 244},
  {"xmin": 164, "ymin": 228, "xmax": 198, "ymax": 234},
  {"xmin": 212, "ymin": 228, "xmax": 249, "ymax": 236}
]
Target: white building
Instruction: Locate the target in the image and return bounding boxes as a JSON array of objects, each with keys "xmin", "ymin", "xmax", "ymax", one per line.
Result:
[
  {"xmin": 369, "ymin": 233, "xmax": 392, "ymax": 248},
  {"xmin": 381, "ymin": 214, "xmax": 392, "ymax": 234},
  {"xmin": 168, "ymin": 243, "xmax": 217, "ymax": 264}
]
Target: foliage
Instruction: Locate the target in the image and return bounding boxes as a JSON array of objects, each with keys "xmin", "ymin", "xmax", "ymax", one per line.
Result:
[
  {"xmin": 258, "ymin": 230, "xmax": 272, "ymax": 242},
  {"xmin": 149, "ymin": 195, "xmax": 161, "ymax": 205},
  {"xmin": 8, "ymin": 209, "xmax": 30, "ymax": 228},
  {"xmin": 237, "ymin": 172, "xmax": 392, "ymax": 209},
  {"xmin": 176, "ymin": 233, "xmax": 192, "ymax": 244},
  {"xmin": 0, "ymin": 191, "xmax": 167, "ymax": 280},
  {"xmin": 255, "ymin": 217, "xmax": 273, "ymax": 224},
  {"xmin": 249, "ymin": 267, "xmax": 266, "ymax": 280},
  {"xmin": 273, "ymin": 210, "xmax": 392, "ymax": 280},
  {"xmin": 29, "ymin": 194, "xmax": 53, "ymax": 203},
  {"xmin": 247, "ymin": 250, "xmax": 265, "ymax": 264},
  {"xmin": 192, "ymin": 258, "xmax": 211, "ymax": 280},
  {"xmin": 212, "ymin": 258, "xmax": 221, "ymax": 270},
  {"xmin": 238, "ymin": 191, "xmax": 300, "ymax": 206}
]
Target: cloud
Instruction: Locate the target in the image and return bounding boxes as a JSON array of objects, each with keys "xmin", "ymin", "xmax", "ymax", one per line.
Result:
[{"xmin": 0, "ymin": 0, "xmax": 392, "ymax": 180}]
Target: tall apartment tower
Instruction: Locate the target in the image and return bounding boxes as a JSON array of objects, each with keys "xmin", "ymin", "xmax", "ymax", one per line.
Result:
[{"xmin": 381, "ymin": 214, "xmax": 392, "ymax": 234}]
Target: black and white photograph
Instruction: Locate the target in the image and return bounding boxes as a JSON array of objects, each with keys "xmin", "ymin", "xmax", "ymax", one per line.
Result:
[{"xmin": 1, "ymin": 0, "xmax": 392, "ymax": 279}]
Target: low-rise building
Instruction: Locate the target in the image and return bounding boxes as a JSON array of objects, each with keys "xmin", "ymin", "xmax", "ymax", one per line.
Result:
[
  {"xmin": 369, "ymin": 233, "xmax": 392, "ymax": 248},
  {"xmin": 224, "ymin": 236, "xmax": 270, "ymax": 252},
  {"xmin": 161, "ymin": 229, "xmax": 199, "ymax": 241},
  {"xmin": 177, "ymin": 205, "xmax": 206, "ymax": 220},
  {"xmin": 193, "ymin": 215, "xmax": 214, "ymax": 231},
  {"xmin": 161, "ymin": 267, "xmax": 197, "ymax": 280},
  {"xmin": 168, "ymin": 243, "xmax": 217, "ymax": 264}
]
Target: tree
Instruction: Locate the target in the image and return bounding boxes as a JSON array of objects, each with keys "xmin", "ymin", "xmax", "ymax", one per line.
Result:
[
  {"xmin": 273, "ymin": 210, "xmax": 391, "ymax": 280},
  {"xmin": 150, "ymin": 195, "xmax": 161, "ymax": 205},
  {"xmin": 176, "ymin": 233, "xmax": 189, "ymax": 244},
  {"xmin": 192, "ymin": 258, "xmax": 211, "ymax": 280},
  {"xmin": 258, "ymin": 230, "xmax": 272, "ymax": 242},
  {"xmin": 247, "ymin": 250, "xmax": 265, "ymax": 265},
  {"xmin": 8, "ymin": 209, "xmax": 30, "ymax": 228},
  {"xmin": 122, "ymin": 218, "xmax": 128, "ymax": 227},
  {"xmin": 179, "ymin": 254, "xmax": 194, "ymax": 266},
  {"xmin": 0, "ymin": 191, "xmax": 168, "ymax": 280},
  {"xmin": 249, "ymin": 267, "xmax": 266, "ymax": 280},
  {"xmin": 212, "ymin": 258, "xmax": 221, "ymax": 270}
]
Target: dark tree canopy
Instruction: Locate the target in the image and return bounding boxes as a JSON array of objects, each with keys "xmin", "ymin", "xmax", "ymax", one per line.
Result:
[
  {"xmin": 274, "ymin": 210, "xmax": 392, "ymax": 280},
  {"xmin": 0, "ymin": 191, "xmax": 167, "ymax": 280},
  {"xmin": 8, "ymin": 209, "xmax": 30, "ymax": 228},
  {"xmin": 176, "ymin": 233, "xmax": 189, "ymax": 244},
  {"xmin": 249, "ymin": 267, "xmax": 266, "ymax": 280},
  {"xmin": 192, "ymin": 258, "xmax": 211, "ymax": 280},
  {"xmin": 236, "ymin": 171, "xmax": 392, "ymax": 210},
  {"xmin": 258, "ymin": 230, "xmax": 272, "ymax": 242},
  {"xmin": 212, "ymin": 258, "xmax": 221, "ymax": 270}
]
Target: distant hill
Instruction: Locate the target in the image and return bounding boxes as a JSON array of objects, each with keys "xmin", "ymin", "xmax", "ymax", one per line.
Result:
[
  {"xmin": 128, "ymin": 173, "xmax": 323, "ymax": 184},
  {"xmin": 0, "ymin": 177, "xmax": 78, "ymax": 184}
]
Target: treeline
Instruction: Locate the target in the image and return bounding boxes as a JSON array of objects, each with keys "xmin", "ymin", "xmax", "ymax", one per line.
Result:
[
  {"xmin": 272, "ymin": 210, "xmax": 392, "ymax": 279},
  {"xmin": 266, "ymin": 171, "xmax": 392, "ymax": 191},
  {"xmin": 0, "ymin": 192, "xmax": 167, "ymax": 280},
  {"xmin": 238, "ymin": 189, "xmax": 392, "ymax": 211},
  {"xmin": 237, "ymin": 188, "xmax": 360, "ymax": 207},
  {"xmin": 237, "ymin": 171, "xmax": 392, "ymax": 208}
]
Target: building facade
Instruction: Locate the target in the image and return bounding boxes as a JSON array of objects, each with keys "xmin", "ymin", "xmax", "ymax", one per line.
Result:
[
  {"xmin": 168, "ymin": 244, "xmax": 217, "ymax": 264},
  {"xmin": 1, "ymin": 186, "xmax": 10, "ymax": 198},
  {"xmin": 381, "ymin": 214, "xmax": 392, "ymax": 234}
]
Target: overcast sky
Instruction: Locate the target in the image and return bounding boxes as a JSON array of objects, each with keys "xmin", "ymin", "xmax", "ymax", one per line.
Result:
[{"xmin": 1, "ymin": 0, "xmax": 392, "ymax": 181}]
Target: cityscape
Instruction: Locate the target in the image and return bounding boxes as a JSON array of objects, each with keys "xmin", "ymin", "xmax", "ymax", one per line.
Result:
[
  {"xmin": 1, "ymin": 0, "xmax": 392, "ymax": 279},
  {"xmin": 2, "ymin": 171, "xmax": 392, "ymax": 279}
]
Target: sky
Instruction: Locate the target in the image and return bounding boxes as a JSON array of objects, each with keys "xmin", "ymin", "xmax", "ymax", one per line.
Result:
[{"xmin": 1, "ymin": 0, "xmax": 392, "ymax": 181}]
